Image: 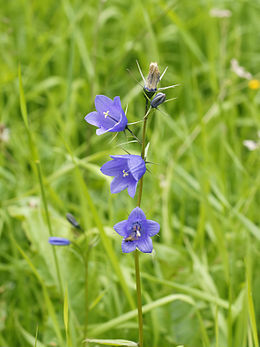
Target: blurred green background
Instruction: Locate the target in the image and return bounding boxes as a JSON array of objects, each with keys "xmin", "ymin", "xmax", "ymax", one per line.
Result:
[{"xmin": 0, "ymin": 0, "xmax": 260, "ymax": 346}]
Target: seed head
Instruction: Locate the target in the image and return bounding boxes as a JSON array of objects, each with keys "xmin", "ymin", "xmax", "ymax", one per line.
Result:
[{"xmin": 144, "ymin": 62, "xmax": 160, "ymax": 97}]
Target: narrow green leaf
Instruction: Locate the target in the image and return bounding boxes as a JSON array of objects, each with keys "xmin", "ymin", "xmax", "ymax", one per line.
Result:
[
  {"xmin": 85, "ymin": 338, "xmax": 138, "ymax": 346},
  {"xmin": 89, "ymin": 294, "xmax": 194, "ymax": 336},
  {"xmin": 64, "ymin": 286, "xmax": 69, "ymax": 334}
]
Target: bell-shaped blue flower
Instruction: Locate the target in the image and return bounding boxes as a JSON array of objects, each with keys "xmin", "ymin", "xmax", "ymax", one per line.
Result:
[
  {"xmin": 100, "ymin": 155, "xmax": 146, "ymax": 198},
  {"xmin": 84, "ymin": 95, "xmax": 128, "ymax": 135},
  {"xmin": 48, "ymin": 237, "xmax": 70, "ymax": 246},
  {"xmin": 114, "ymin": 207, "xmax": 160, "ymax": 253}
]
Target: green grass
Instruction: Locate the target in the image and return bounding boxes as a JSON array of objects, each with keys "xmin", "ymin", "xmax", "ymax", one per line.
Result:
[{"xmin": 1, "ymin": 0, "xmax": 260, "ymax": 346}]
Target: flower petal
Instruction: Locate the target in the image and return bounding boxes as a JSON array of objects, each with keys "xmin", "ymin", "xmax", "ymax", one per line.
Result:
[
  {"xmin": 113, "ymin": 96, "xmax": 122, "ymax": 109},
  {"xmin": 113, "ymin": 220, "xmax": 128, "ymax": 237},
  {"xmin": 146, "ymin": 220, "xmax": 160, "ymax": 237},
  {"xmin": 128, "ymin": 207, "xmax": 146, "ymax": 224},
  {"xmin": 127, "ymin": 155, "xmax": 146, "ymax": 181},
  {"xmin": 110, "ymin": 176, "xmax": 129, "ymax": 194},
  {"xmin": 96, "ymin": 127, "xmax": 109, "ymax": 135},
  {"xmin": 137, "ymin": 237, "xmax": 153, "ymax": 253},
  {"xmin": 84, "ymin": 111, "xmax": 102, "ymax": 127},
  {"xmin": 95, "ymin": 95, "xmax": 114, "ymax": 114},
  {"xmin": 122, "ymin": 239, "xmax": 137, "ymax": 253},
  {"xmin": 127, "ymin": 179, "xmax": 138, "ymax": 198},
  {"xmin": 100, "ymin": 157, "xmax": 126, "ymax": 176}
]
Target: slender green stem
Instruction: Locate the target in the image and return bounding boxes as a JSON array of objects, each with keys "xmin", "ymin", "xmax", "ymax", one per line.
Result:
[
  {"xmin": 84, "ymin": 245, "xmax": 89, "ymax": 339},
  {"xmin": 134, "ymin": 100, "xmax": 150, "ymax": 347},
  {"xmin": 134, "ymin": 250, "xmax": 143, "ymax": 347},
  {"xmin": 35, "ymin": 160, "xmax": 63, "ymax": 296}
]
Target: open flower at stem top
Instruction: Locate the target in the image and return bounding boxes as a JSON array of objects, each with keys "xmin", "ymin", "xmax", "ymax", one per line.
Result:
[
  {"xmin": 84, "ymin": 95, "xmax": 128, "ymax": 135},
  {"xmin": 114, "ymin": 207, "xmax": 160, "ymax": 253},
  {"xmin": 100, "ymin": 155, "xmax": 146, "ymax": 198}
]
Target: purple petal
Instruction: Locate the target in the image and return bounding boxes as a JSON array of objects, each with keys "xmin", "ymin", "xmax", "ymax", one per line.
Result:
[
  {"xmin": 121, "ymin": 239, "xmax": 137, "ymax": 253},
  {"xmin": 128, "ymin": 207, "xmax": 147, "ymax": 224},
  {"xmin": 113, "ymin": 220, "xmax": 128, "ymax": 237},
  {"xmin": 113, "ymin": 96, "xmax": 122, "ymax": 109},
  {"xmin": 110, "ymin": 176, "xmax": 129, "ymax": 194},
  {"xmin": 96, "ymin": 127, "xmax": 108, "ymax": 135},
  {"xmin": 127, "ymin": 155, "xmax": 146, "ymax": 181},
  {"xmin": 84, "ymin": 111, "xmax": 102, "ymax": 127},
  {"xmin": 127, "ymin": 179, "xmax": 138, "ymax": 198},
  {"xmin": 100, "ymin": 157, "xmax": 126, "ymax": 176},
  {"xmin": 146, "ymin": 220, "xmax": 160, "ymax": 237},
  {"xmin": 137, "ymin": 237, "xmax": 153, "ymax": 253},
  {"xmin": 95, "ymin": 95, "xmax": 114, "ymax": 114},
  {"xmin": 110, "ymin": 155, "xmax": 131, "ymax": 160}
]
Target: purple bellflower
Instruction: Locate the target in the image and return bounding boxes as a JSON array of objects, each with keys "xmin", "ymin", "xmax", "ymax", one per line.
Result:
[
  {"xmin": 100, "ymin": 155, "xmax": 146, "ymax": 198},
  {"xmin": 84, "ymin": 95, "xmax": 128, "ymax": 135},
  {"xmin": 114, "ymin": 207, "xmax": 160, "ymax": 253},
  {"xmin": 49, "ymin": 237, "xmax": 70, "ymax": 246}
]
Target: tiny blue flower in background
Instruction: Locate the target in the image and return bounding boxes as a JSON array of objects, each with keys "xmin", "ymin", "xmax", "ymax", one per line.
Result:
[
  {"xmin": 49, "ymin": 237, "xmax": 70, "ymax": 246},
  {"xmin": 100, "ymin": 155, "xmax": 146, "ymax": 198},
  {"xmin": 84, "ymin": 95, "xmax": 128, "ymax": 135},
  {"xmin": 114, "ymin": 207, "xmax": 160, "ymax": 253}
]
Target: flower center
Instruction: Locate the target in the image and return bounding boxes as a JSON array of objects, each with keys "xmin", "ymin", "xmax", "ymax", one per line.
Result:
[
  {"xmin": 103, "ymin": 110, "xmax": 110, "ymax": 118},
  {"xmin": 125, "ymin": 222, "xmax": 142, "ymax": 242},
  {"xmin": 122, "ymin": 169, "xmax": 129, "ymax": 177},
  {"xmin": 103, "ymin": 110, "xmax": 119, "ymax": 124}
]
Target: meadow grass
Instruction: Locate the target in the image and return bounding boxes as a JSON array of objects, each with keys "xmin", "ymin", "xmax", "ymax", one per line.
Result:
[{"xmin": 0, "ymin": 0, "xmax": 260, "ymax": 346}]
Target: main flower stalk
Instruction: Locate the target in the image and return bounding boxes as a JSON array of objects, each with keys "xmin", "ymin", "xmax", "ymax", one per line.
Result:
[{"xmin": 135, "ymin": 101, "xmax": 150, "ymax": 347}]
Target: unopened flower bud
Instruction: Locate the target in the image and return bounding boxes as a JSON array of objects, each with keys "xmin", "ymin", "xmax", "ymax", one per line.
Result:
[
  {"xmin": 144, "ymin": 62, "xmax": 160, "ymax": 97},
  {"xmin": 66, "ymin": 213, "xmax": 81, "ymax": 229},
  {"xmin": 49, "ymin": 237, "xmax": 71, "ymax": 246},
  {"xmin": 150, "ymin": 93, "xmax": 166, "ymax": 108}
]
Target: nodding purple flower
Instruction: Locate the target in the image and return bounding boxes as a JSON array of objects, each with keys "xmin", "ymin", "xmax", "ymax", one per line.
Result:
[
  {"xmin": 114, "ymin": 207, "xmax": 160, "ymax": 253},
  {"xmin": 100, "ymin": 155, "xmax": 146, "ymax": 198},
  {"xmin": 49, "ymin": 237, "xmax": 70, "ymax": 246},
  {"xmin": 84, "ymin": 95, "xmax": 128, "ymax": 135},
  {"xmin": 151, "ymin": 93, "xmax": 166, "ymax": 108}
]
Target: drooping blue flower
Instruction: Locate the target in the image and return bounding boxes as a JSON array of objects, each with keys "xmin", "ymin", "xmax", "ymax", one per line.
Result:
[
  {"xmin": 114, "ymin": 207, "xmax": 160, "ymax": 253},
  {"xmin": 48, "ymin": 237, "xmax": 70, "ymax": 246},
  {"xmin": 84, "ymin": 95, "xmax": 128, "ymax": 135},
  {"xmin": 100, "ymin": 155, "xmax": 146, "ymax": 198}
]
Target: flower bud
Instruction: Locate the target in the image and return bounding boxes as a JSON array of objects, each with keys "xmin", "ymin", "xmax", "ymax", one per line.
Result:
[
  {"xmin": 144, "ymin": 62, "xmax": 160, "ymax": 97},
  {"xmin": 66, "ymin": 213, "xmax": 81, "ymax": 229},
  {"xmin": 49, "ymin": 237, "xmax": 71, "ymax": 246},
  {"xmin": 150, "ymin": 93, "xmax": 166, "ymax": 108}
]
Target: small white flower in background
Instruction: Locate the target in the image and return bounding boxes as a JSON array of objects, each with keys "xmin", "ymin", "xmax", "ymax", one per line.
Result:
[
  {"xmin": 210, "ymin": 8, "xmax": 232, "ymax": 18},
  {"xmin": 0, "ymin": 124, "xmax": 10, "ymax": 143},
  {"xmin": 230, "ymin": 59, "xmax": 252, "ymax": 80},
  {"xmin": 243, "ymin": 132, "xmax": 260, "ymax": 151}
]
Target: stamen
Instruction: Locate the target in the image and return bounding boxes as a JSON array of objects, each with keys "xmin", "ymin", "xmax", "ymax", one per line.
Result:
[
  {"xmin": 103, "ymin": 110, "xmax": 110, "ymax": 118},
  {"xmin": 123, "ymin": 169, "xmax": 129, "ymax": 177}
]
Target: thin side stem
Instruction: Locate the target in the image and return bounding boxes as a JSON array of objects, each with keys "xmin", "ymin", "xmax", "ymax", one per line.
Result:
[{"xmin": 36, "ymin": 161, "xmax": 63, "ymax": 296}]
